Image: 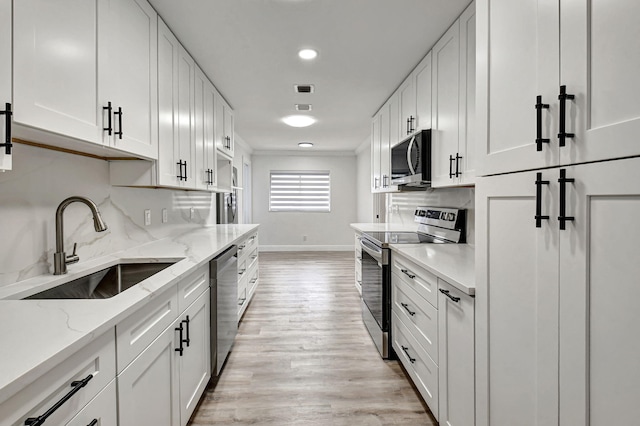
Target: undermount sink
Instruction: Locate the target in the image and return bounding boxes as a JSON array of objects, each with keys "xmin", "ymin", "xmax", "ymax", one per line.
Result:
[{"xmin": 25, "ymin": 261, "xmax": 177, "ymax": 300}]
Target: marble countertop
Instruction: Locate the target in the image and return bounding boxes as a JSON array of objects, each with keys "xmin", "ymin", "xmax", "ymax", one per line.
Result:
[
  {"xmin": 350, "ymin": 222, "xmax": 475, "ymax": 295},
  {"xmin": 0, "ymin": 224, "xmax": 259, "ymax": 405}
]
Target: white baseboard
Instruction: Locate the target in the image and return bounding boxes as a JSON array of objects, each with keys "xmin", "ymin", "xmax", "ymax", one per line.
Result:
[{"xmin": 259, "ymin": 245, "xmax": 353, "ymax": 252}]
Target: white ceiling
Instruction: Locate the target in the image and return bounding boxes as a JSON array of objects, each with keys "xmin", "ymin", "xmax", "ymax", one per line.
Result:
[{"xmin": 148, "ymin": 0, "xmax": 472, "ymax": 153}]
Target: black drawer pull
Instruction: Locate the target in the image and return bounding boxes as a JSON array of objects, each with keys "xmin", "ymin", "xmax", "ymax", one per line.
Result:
[
  {"xmin": 182, "ymin": 315, "xmax": 190, "ymax": 347},
  {"xmin": 400, "ymin": 302, "xmax": 416, "ymax": 316},
  {"xmin": 24, "ymin": 374, "xmax": 94, "ymax": 426},
  {"xmin": 400, "ymin": 269, "xmax": 415, "ymax": 279},
  {"xmin": 87, "ymin": 420, "xmax": 98, "ymax": 426},
  {"xmin": 449, "ymin": 155, "xmax": 454, "ymax": 179},
  {"xmin": 114, "ymin": 106, "xmax": 123, "ymax": 140},
  {"xmin": 439, "ymin": 289, "xmax": 460, "ymax": 303},
  {"xmin": 401, "ymin": 345, "xmax": 416, "ymax": 364},
  {"xmin": 0, "ymin": 102, "xmax": 12, "ymax": 155},
  {"xmin": 175, "ymin": 323, "xmax": 184, "ymax": 356},
  {"xmin": 103, "ymin": 101, "xmax": 113, "ymax": 136},
  {"xmin": 535, "ymin": 172, "xmax": 550, "ymax": 228},
  {"xmin": 455, "ymin": 153, "xmax": 462, "ymax": 177},
  {"xmin": 558, "ymin": 85, "xmax": 575, "ymax": 147},
  {"xmin": 535, "ymin": 95, "xmax": 550, "ymax": 151},
  {"xmin": 558, "ymin": 168, "xmax": 575, "ymax": 230}
]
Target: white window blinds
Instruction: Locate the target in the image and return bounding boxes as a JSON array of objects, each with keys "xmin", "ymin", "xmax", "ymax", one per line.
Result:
[{"xmin": 269, "ymin": 171, "xmax": 331, "ymax": 212}]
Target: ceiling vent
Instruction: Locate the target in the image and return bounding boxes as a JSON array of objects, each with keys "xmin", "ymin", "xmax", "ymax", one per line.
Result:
[
  {"xmin": 294, "ymin": 84, "xmax": 315, "ymax": 94},
  {"xmin": 295, "ymin": 104, "xmax": 312, "ymax": 111}
]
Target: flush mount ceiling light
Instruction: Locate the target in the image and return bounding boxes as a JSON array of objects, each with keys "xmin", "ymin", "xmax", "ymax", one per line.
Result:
[
  {"xmin": 298, "ymin": 142, "xmax": 314, "ymax": 148},
  {"xmin": 298, "ymin": 49, "xmax": 318, "ymax": 60},
  {"xmin": 282, "ymin": 115, "xmax": 316, "ymax": 127}
]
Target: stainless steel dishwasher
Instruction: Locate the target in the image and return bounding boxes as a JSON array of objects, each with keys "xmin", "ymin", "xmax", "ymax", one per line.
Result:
[{"xmin": 210, "ymin": 245, "xmax": 238, "ymax": 379}]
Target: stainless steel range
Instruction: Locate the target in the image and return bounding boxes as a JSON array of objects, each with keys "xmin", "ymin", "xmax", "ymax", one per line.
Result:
[{"xmin": 359, "ymin": 207, "xmax": 466, "ymax": 358}]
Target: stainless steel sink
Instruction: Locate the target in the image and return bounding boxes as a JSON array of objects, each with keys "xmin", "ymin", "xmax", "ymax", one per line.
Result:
[{"xmin": 25, "ymin": 262, "xmax": 177, "ymax": 300}]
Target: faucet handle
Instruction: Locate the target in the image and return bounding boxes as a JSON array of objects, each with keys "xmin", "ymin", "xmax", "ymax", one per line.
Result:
[{"xmin": 66, "ymin": 242, "xmax": 79, "ymax": 265}]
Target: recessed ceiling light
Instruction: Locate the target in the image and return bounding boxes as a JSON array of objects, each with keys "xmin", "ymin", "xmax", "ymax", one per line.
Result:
[
  {"xmin": 298, "ymin": 49, "xmax": 318, "ymax": 60},
  {"xmin": 282, "ymin": 115, "xmax": 316, "ymax": 127},
  {"xmin": 298, "ymin": 142, "xmax": 313, "ymax": 148}
]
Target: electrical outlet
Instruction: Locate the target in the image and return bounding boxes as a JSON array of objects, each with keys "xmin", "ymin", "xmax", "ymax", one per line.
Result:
[
  {"xmin": 162, "ymin": 208, "xmax": 168, "ymax": 223},
  {"xmin": 144, "ymin": 209, "xmax": 151, "ymax": 226},
  {"xmin": 190, "ymin": 207, "xmax": 195, "ymax": 220}
]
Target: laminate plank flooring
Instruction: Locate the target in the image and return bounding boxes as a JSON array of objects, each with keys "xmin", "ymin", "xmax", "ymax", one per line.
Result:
[{"xmin": 189, "ymin": 251, "xmax": 436, "ymax": 425}]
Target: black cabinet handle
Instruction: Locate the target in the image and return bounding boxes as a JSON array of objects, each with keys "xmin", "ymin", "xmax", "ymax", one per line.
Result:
[
  {"xmin": 535, "ymin": 172, "xmax": 550, "ymax": 228},
  {"xmin": 400, "ymin": 302, "xmax": 416, "ymax": 316},
  {"xmin": 409, "ymin": 115, "xmax": 415, "ymax": 133},
  {"xmin": 175, "ymin": 323, "xmax": 184, "ymax": 356},
  {"xmin": 455, "ymin": 153, "xmax": 462, "ymax": 177},
  {"xmin": 0, "ymin": 102, "xmax": 12, "ymax": 155},
  {"xmin": 401, "ymin": 345, "xmax": 416, "ymax": 364},
  {"xmin": 87, "ymin": 420, "xmax": 98, "ymax": 426},
  {"xmin": 24, "ymin": 374, "xmax": 94, "ymax": 426},
  {"xmin": 400, "ymin": 269, "xmax": 415, "ymax": 279},
  {"xmin": 114, "ymin": 107, "xmax": 123, "ymax": 140},
  {"xmin": 558, "ymin": 168, "xmax": 575, "ymax": 230},
  {"xmin": 182, "ymin": 315, "xmax": 190, "ymax": 347},
  {"xmin": 103, "ymin": 101, "xmax": 113, "ymax": 136},
  {"xmin": 558, "ymin": 85, "xmax": 575, "ymax": 147},
  {"xmin": 176, "ymin": 160, "xmax": 183, "ymax": 181},
  {"xmin": 449, "ymin": 155, "xmax": 454, "ymax": 179},
  {"xmin": 439, "ymin": 288, "xmax": 460, "ymax": 302},
  {"xmin": 177, "ymin": 160, "xmax": 188, "ymax": 181},
  {"xmin": 535, "ymin": 95, "xmax": 550, "ymax": 151}
]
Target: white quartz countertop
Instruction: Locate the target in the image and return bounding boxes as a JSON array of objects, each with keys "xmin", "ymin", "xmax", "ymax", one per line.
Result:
[
  {"xmin": 351, "ymin": 222, "xmax": 475, "ymax": 295},
  {"xmin": 0, "ymin": 224, "xmax": 259, "ymax": 405}
]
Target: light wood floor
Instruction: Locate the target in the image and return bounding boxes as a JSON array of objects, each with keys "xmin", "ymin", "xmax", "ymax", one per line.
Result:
[{"xmin": 189, "ymin": 251, "xmax": 436, "ymax": 425}]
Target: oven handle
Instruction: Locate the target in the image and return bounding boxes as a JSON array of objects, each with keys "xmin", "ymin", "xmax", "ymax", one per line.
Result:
[{"xmin": 360, "ymin": 238, "xmax": 387, "ymax": 265}]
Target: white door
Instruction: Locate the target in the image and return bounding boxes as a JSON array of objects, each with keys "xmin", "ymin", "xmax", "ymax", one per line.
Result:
[
  {"xmin": 558, "ymin": 157, "xmax": 640, "ymax": 426},
  {"xmin": 476, "ymin": 0, "xmax": 560, "ymax": 175},
  {"xmin": 457, "ymin": 4, "xmax": 476, "ymax": 185},
  {"xmin": 0, "ymin": 0, "xmax": 11, "ymax": 170},
  {"xmin": 388, "ymin": 92, "xmax": 400, "ymax": 147},
  {"xmin": 179, "ymin": 290, "xmax": 211, "ymax": 423},
  {"xmin": 223, "ymin": 103, "xmax": 235, "ymax": 157},
  {"xmin": 379, "ymin": 101, "xmax": 391, "ymax": 189},
  {"xmin": 414, "ymin": 52, "xmax": 432, "ymax": 132},
  {"xmin": 371, "ymin": 113, "xmax": 381, "ymax": 191},
  {"xmin": 177, "ymin": 45, "xmax": 195, "ymax": 189},
  {"xmin": 560, "ymin": 0, "xmax": 640, "ymax": 165},
  {"xmin": 157, "ymin": 19, "xmax": 180, "ymax": 187},
  {"xmin": 194, "ymin": 67, "xmax": 208, "ymax": 190},
  {"xmin": 214, "ymin": 90, "xmax": 226, "ymax": 156},
  {"xmin": 118, "ymin": 322, "xmax": 180, "ymax": 426},
  {"xmin": 431, "ymin": 19, "xmax": 461, "ymax": 187},
  {"xmin": 104, "ymin": 0, "xmax": 157, "ymax": 159},
  {"xmin": 398, "ymin": 76, "xmax": 416, "ymax": 137},
  {"xmin": 204, "ymin": 79, "xmax": 217, "ymax": 189},
  {"xmin": 476, "ymin": 170, "xmax": 559, "ymax": 426},
  {"xmin": 13, "ymin": 0, "xmax": 106, "ymax": 145}
]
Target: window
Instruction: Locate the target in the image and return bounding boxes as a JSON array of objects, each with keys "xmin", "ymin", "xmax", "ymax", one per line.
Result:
[{"xmin": 269, "ymin": 171, "xmax": 331, "ymax": 212}]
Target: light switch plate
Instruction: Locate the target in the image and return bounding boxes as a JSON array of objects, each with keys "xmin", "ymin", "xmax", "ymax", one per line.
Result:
[{"xmin": 144, "ymin": 209, "xmax": 151, "ymax": 226}]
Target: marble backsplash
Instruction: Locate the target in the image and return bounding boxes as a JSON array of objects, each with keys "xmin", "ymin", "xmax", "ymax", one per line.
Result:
[
  {"xmin": 0, "ymin": 144, "xmax": 217, "ymax": 287},
  {"xmin": 386, "ymin": 187, "xmax": 475, "ymax": 245}
]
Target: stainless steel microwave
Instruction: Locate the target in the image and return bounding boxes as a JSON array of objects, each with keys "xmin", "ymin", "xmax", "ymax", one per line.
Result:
[{"xmin": 390, "ymin": 129, "xmax": 432, "ymax": 186}]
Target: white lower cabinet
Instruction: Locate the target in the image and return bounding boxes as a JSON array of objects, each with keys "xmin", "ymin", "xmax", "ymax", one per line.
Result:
[
  {"xmin": 354, "ymin": 233, "xmax": 362, "ymax": 295},
  {"xmin": 66, "ymin": 379, "xmax": 117, "ymax": 426},
  {"xmin": 237, "ymin": 231, "xmax": 259, "ymax": 320},
  {"xmin": 0, "ymin": 330, "xmax": 116, "ymax": 426},
  {"xmin": 392, "ymin": 251, "xmax": 475, "ymax": 425}
]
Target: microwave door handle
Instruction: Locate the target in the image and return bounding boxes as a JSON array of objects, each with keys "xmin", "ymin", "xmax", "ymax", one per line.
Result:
[{"xmin": 406, "ymin": 135, "xmax": 417, "ymax": 175}]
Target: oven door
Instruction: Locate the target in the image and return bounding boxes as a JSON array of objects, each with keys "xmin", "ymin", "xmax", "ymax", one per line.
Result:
[{"xmin": 359, "ymin": 238, "xmax": 390, "ymax": 331}]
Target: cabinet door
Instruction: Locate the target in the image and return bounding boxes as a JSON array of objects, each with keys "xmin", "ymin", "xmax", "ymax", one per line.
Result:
[
  {"xmin": 204, "ymin": 77, "xmax": 217, "ymax": 189},
  {"xmin": 398, "ymin": 76, "xmax": 416, "ymax": 137},
  {"xmin": 66, "ymin": 379, "xmax": 117, "ymax": 426},
  {"xmin": 179, "ymin": 290, "xmax": 211, "ymax": 423},
  {"xmin": 388, "ymin": 92, "xmax": 400, "ymax": 147},
  {"xmin": 104, "ymin": 0, "xmax": 158, "ymax": 159},
  {"xmin": 194, "ymin": 66, "xmax": 209, "ymax": 191},
  {"xmin": 414, "ymin": 52, "xmax": 432, "ymax": 132},
  {"xmin": 177, "ymin": 45, "xmax": 195, "ymax": 189},
  {"xmin": 371, "ymin": 113, "xmax": 381, "ymax": 191},
  {"xmin": 437, "ymin": 280, "xmax": 474, "ymax": 426},
  {"xmin": 560, "ymin": 0, "xmax": 640, "ymax": 165},
  {"xmin": 431, "ymin": 19, "xmax": 461, "ymax": 187},
  {"xmin": 13, "ymin": 0, "xmax": 106, "ymax": 145},
  {"xmin": 379, "ymin": 100, "xmax": 391, "ymax": 189},
  {"xmin": 157, "ymin": 19, "xmax": 180, "ymax": 187},
  {"xmin": 476, "ymin": 170, "xmax": 559, "ymax": 426},
  {"xmin": 0, "ymin": 0, "xmax": 11, "ymax": 170},
  {"xmin": 558, "ymin": 157, "xmax": 640, "ymax": 426},
  {"xmin": 476, "ymin": 0, "xmax": 560, "ymax": 175},
  {"xmin": 118, "ymin": 320, "xmax": 180, "ymax": 426},
  {"xmin": 457, "ymin": 4, "xmax": 476, "ymax": 185},
  {"xmin": 223, "ymin": 102, "xmax": 235, "ymax": 158}
]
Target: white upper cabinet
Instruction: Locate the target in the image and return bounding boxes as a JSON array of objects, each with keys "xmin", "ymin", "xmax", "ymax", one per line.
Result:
[
  {"xmin": 13, "ymin": 0, "xmax": 107, "ymax": 145},
  {"xmin": 398, "ymin": 75, "xmax": 416, "ymax": 138},
  {"xmin": 13, "ymin": 0, "xmax": 158, "ymax": 159},
  {"xmin": 432, "ymin": 3, "xmax": 476, "ymax": 187},
  {"xmin": 477, "ymin": 0, "xmax": 640, "ymax": 176},
  {"xmin": 371, "ymin": 112, "xmax": 382, "ymax": 191},
  {"xmin": 103, "ymin": 0, "xmax": 158, "ymax": 159},
  {"xmin": 194, "ymin": 66, "xmax": 217, "ymax": 191},
  {"xmin": 414, "ymin": 52, "xmax": 432, "ymax": 132},
  {"xmin": 216, "ymin": 93, "xmax": 235, "ymax": 159},
  {"xmin": 0, "ymin": 0, "xmax": 11, "ymax": 171}
]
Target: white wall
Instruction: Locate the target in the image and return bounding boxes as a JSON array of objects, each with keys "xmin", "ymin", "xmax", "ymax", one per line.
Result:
[
  {"xmin": 252, "ymin": 152, "xmax": 357, "ymax": 251},
  {"xmin": 355, "ymin": 137, "xmax": 373, "ymax": 222},
  {"xmin": 0, "ymin": 144, "xmax": 218, "ymax": 287}
]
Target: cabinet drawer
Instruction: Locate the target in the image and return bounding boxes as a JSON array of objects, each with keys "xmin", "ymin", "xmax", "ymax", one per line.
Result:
[
  {"xmin": 177, "ymin": 265, "xmax": 209, "ymax": 313},
  {"xmin": 247, "ymin": 247, "xmax": 259, "ymax": 271},
  {"xmin": 0, "ymin": 330, "xmax": 116, "ymax": 426},
  {"xmin": 116, "ymin": 286, "xmax": 179, "ymax": 372},
  {"xmin": 66, "ymin": 379, "xmax": 117, "ymax": 426},
  {"xmin": 393, "ymin": 311, "xmax": 439, "ymax": 420},
  {"xmin": 392, "ymin": 253, "xmax": 438, "ymax": 308},
  {"xmin": 393, "ymin": 275, "xmax": 439, "ymax": 363}
]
